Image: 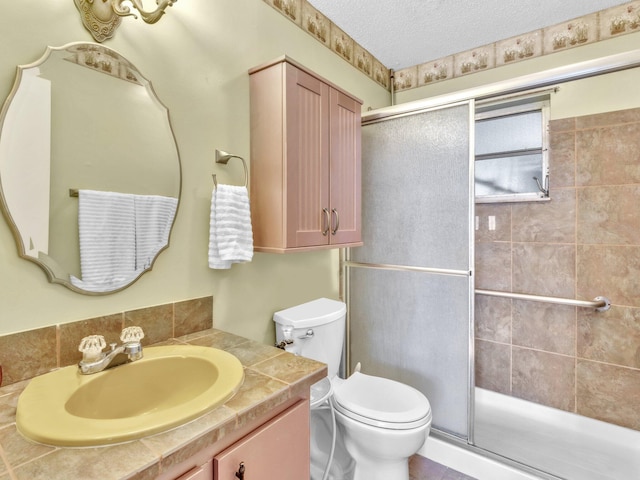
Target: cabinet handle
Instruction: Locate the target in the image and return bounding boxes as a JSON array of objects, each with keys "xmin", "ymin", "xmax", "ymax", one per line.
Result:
[
  {"xmin": 235, "ymin": 462, "xmax": 245, "ymax": 480},
  {"xmin": 331, "ymin": 208, "xmax": 339, "ymax": 235},
  {"xmin": 322, "ymin": 208, "xmax": 330, "ymax": 236}
]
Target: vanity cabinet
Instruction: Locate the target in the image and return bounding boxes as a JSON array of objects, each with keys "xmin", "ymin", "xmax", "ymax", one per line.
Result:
[
  {"xmin": 213, "ymin": 399, "xmax": 310, "ymax": 479},
  {"xmin": 163, "ymin": 399, "xmax": 310, "ymax": 480},
  {"xmin": 249, "ymin": 56, "xmax": 363, "ymax": 253}
]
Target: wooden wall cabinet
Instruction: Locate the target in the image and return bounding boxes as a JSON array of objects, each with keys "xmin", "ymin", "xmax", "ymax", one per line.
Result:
[{"xmin": 249, "ymin": 56, "xmax": 363, "ymax": 253}]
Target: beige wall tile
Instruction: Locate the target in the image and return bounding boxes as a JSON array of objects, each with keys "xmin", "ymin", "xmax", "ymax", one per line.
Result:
[
  {"xmin": 512, "ymin": 243, "xmax": 575, "ymax": 298},
  {"xmin": 577, "ymin": 245, "xmax": 640, "ymax": 306},
  {"xmin": 475, "ymin": 295, "xmax": 511, "ymax": 343},
  {"xmin": 576, "ymin": 123, "xmax": 640, "ymax": 186},
  {"xmin": 475, "ymin": 204, "xmax": 511, "ymax": 243},
  {"xmin": 475, "ymin": 339, "xmax": 511, "ymax": 394},
  {"xmin": 512, "ymin": 188, "xmax": 575, "ymax": 243},
  {"xmin": 549, "ymin": 117, "xmax": 576, "ymax": 133},
  {"xmin": 124, "ymin": 304, "xmax": 174, "ymax": 346},
  {"xmin": 577, "ymin": 185, "xmax": 640, "ymax": 245},
  {"xmin": 577, "ymin": 360, "xmax": 640, "ymax": 430},
  {"xmin": 512, "ymin": 347, "xmax": 575, "ymax": 411},
  {"xmin": 548, "ymin": 130, "xmax": 576, "ymax": 188},
  {"xmin": 0, "ymin": 327, "xmax": 56, "ymax": 385},
  {"xmin": 578, "ymin": 306, "xmax": 640, "ymax": 369},
  {"xmin": 512, "ymin": 300, "xmax": 576, "ymax": 356},
  {"xmin": 575, "ymin": 106, "xmax": 640, "ymax": 129},
  {"xmin": 174, "ymin": 296, "xmax": 213, "ymax": 338},
  {"xmin": 59, "ymin": 314, "xmax": 124, "ymax": 367},
  {"xmin": 475, "ymin": 242, "xmax": 511, "ymax": 290}
]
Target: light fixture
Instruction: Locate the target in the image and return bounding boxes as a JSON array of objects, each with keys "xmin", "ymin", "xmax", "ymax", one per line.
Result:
[{"xmin": 73, "ymin": 0, "xmax": 177, "ymax": 43}]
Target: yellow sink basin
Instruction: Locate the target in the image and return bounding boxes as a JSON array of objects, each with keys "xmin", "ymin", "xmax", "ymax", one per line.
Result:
[{"xmin": 16, "ymin": 345, "xmax": 244, "ymax": 447}]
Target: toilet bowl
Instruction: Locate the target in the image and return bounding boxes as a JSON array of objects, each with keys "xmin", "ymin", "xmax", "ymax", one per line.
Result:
[
  {"xmin": 332, "ymin": 372, "xmax": 431, "ymax": 480},
  {"xmin": 273, "ymin": 298, "xmax": 432, "ymax": 480}
]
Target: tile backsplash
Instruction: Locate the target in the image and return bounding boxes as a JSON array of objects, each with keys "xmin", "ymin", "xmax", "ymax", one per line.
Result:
[
  {"xmin": 475, "ymin": 107, "xmax": 640, "ymax": 432},
  {"xmin": 0, "ymin": 296, "xmax": 213, "ymax": 387}
]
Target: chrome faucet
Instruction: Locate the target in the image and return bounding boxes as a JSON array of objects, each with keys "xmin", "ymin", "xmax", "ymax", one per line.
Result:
[{"xmin": 78, "ymin": 326, "xmax": 145, "ymax": 375}]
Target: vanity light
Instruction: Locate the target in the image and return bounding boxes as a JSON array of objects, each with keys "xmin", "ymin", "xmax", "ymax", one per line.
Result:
[{"xmin": 73, "ymin": 0, "xmax": 177, "ymax": 42}]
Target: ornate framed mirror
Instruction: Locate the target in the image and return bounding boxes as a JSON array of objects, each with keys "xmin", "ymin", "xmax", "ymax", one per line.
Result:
[{"xmin": 0, "ymin": 42, "xmax": 182, "ymax": 294}]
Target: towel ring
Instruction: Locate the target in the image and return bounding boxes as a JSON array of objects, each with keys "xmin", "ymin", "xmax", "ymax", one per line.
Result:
[{"xmin": 212, "ymin": 149, "xmax": 248, "ymax": 188}]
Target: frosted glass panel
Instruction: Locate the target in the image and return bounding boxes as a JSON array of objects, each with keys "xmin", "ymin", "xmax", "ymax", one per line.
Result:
[
  {"xmin": 349, "ymin": 102, "xmax": 472, "ymax": 439},
  {"xmin": 475, "ymin": 110, "xmax": 542, "ymax": 155},
  {"xmin": 354, "ymin": 104, "xmax": 471, "ymax": 270},
  {"xmin": 476, "ymin": 154, "xmax": 542, "ymax": 196},
  {"xmin": 349, "ymin": 268, "xmax": 470, "ymax": 437}
]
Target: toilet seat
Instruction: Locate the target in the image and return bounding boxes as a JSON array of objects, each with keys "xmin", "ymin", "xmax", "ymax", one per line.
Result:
[{"xmin": 332, "ymin": 372, "xmax": 431, "ymax": 430}]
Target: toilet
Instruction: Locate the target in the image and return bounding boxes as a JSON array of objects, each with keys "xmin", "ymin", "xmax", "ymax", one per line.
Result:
[{"xmin": 274, "ymin": 298, "xmax": 431, "ymax": 480}]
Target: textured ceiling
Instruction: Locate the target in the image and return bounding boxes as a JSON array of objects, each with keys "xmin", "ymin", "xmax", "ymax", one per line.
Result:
[{"xmin": 306, "ymin": 0, "xmax": 633, "ymax": 70}]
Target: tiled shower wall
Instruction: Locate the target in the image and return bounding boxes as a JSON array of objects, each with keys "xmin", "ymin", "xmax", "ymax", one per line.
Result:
[{"xmin": 475, "ymin": 106, "xmax": 640, "ymax": 432}]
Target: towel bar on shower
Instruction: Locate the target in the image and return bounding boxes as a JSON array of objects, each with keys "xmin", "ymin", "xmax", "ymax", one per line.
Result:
[
  {"xmin": 476, "ymin": 289, "xmax": 611, "ymax": 311},
  {"xmin": 212, "ymin": 149, "xmax": 248, "ymax": 188}
]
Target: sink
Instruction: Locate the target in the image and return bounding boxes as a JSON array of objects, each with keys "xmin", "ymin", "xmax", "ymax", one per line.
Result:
[{"xmin": 16, "ymin": 345, "xmax": 244, "ymax": 447}]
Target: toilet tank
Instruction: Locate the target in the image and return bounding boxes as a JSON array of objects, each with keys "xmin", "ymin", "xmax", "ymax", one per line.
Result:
[{"xmin": 273, "ymin": 298, "xmax": 346, "ymax": 378}]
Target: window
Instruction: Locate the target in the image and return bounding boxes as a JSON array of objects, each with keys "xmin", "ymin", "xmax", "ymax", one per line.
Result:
[{"xmin": 475, "ymin": 94, "xmax": 550, "ymax": 203}]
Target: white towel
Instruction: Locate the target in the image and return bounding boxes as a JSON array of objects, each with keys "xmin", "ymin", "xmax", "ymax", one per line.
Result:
[
  {"xmin": 134, "ymin": 194, "xmax": 178, "ymax": 270},
  {"xmin": 72, "ymin": 189, "xmax": 138, "ymax": 291},
  {"xmin": 71, "ymin": 190, "xmax": 178, "ymax": 292},
  {"xmin": 208, "ymin": 185, "xmax": 253, "ymax": 269}
]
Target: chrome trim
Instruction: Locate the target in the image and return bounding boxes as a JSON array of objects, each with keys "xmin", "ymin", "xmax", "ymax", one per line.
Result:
[{"xmin": 344, "ymin": 260, "xmax": 471, "ymax": 278}]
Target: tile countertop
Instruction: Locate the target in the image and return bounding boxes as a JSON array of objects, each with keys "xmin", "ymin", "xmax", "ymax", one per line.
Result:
[{"xmin": 0, "ymin": 328, "xmax": 326, "ymax": 480}]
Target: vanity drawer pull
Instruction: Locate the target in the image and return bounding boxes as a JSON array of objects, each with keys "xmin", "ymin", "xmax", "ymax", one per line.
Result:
[{"xmin": 235, "ymin": 462, "xmax": 245, "ymax": 480}]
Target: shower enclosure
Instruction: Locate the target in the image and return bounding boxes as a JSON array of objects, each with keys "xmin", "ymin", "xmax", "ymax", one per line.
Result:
[
  {"xmin": 344, "ymin": 50, "xmax": 640, "ymax": 480},
  {"xmin": 346, "ymin": 101, "xmax": 474, "ymax": 439}
]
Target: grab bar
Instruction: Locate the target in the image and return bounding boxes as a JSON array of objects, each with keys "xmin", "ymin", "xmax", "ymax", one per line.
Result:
[{"xmin": 476, "ymin": 289, "xmax": 611, "ymax": 311}]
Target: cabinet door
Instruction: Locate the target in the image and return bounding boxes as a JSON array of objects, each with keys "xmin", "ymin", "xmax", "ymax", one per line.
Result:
[
  {"xmin": 329, "ymin": 89, "xmax": 361, "ymax": 245},
  {"xmin": 285, "ymin": 64, "xmax": 330, "ymax": 248},
  {"xmin": 213, "ymin": 401, "xmax": 310, "ymax": 480}
]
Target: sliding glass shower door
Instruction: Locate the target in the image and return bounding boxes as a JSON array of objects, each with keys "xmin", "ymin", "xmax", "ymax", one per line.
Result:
[{"xmin": 346, "ymin": 102, "xmax": 474, "ymax": 438}]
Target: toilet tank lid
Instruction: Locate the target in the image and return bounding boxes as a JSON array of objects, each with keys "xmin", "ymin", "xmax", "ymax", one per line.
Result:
[{"xmin": 273, "ymin": 298, "xmax": 346, "ymax": 328}]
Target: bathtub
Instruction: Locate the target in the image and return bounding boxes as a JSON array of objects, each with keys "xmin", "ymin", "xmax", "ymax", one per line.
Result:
[{"xmin": 418, "ymin": 388, "xmax": 640, "ymax": 480}]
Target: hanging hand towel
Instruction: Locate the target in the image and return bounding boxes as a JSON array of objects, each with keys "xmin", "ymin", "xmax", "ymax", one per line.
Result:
[
  {"xmin": 71, "ymin": 189, "xmax": 138, "ymax": 292},
  {"xmin": 134, "ymin": 194, "xmax": 178, "ymax": 270},
  {"xmin": 208, "ymin": 184, "xmax": 254, "ymax": 269}
]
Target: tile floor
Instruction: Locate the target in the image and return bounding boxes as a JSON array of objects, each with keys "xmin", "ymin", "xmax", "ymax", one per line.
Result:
[{"xmin": 410, "ymin": 455, "xmax": 477, "ymax": 480}]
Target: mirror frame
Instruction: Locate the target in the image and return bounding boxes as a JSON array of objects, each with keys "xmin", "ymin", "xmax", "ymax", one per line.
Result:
[{"xmin": 0, "ymin": 42, "xmax": 182, "ymax": 295}]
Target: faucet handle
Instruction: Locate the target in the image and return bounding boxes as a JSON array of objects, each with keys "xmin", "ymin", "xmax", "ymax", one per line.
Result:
[
  {"xmin": 78, "ymin": 335, "xmax": 106, "ymax": 362},
  {"xmin": 120, "ymin": 326, "xmax": 144, "ymax": 343}
]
